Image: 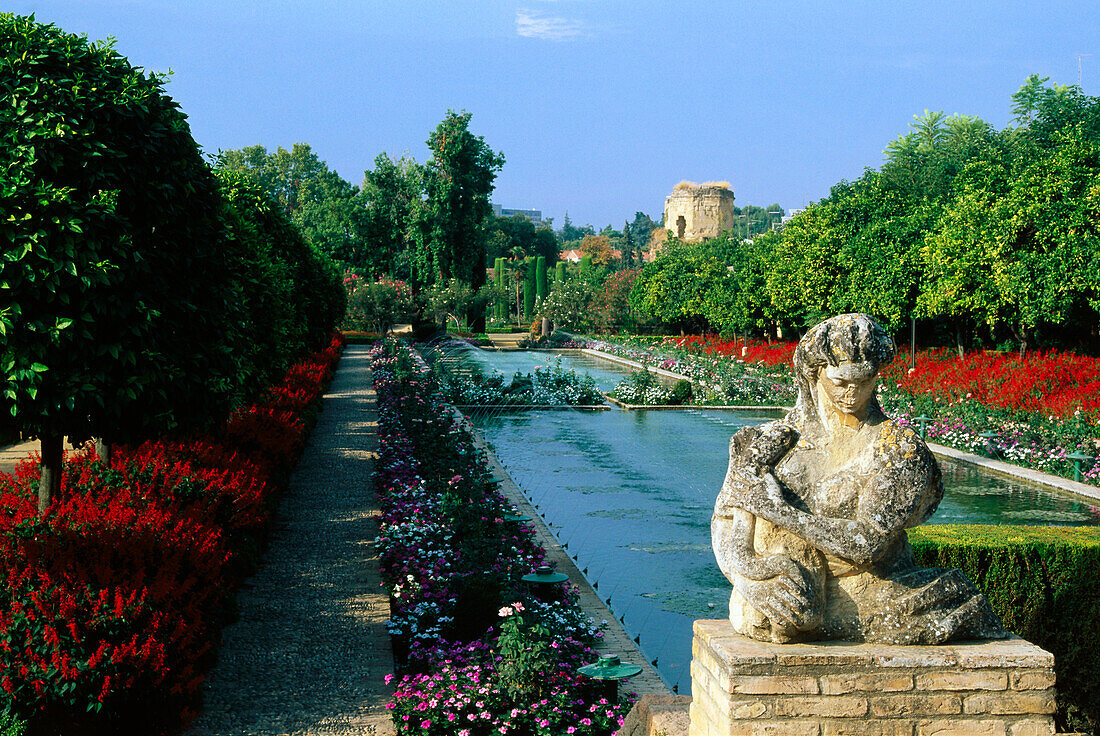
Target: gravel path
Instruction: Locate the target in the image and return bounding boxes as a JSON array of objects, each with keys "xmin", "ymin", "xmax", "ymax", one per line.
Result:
[{"xmin": 189, "ymin": 345, "xmax": 395, "ymax": 736}]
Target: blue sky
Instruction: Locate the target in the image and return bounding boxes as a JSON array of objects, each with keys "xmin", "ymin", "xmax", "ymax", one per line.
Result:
[{"xmin": 12, "ymin": 1, "xmax": 1100, "ymax": 229}]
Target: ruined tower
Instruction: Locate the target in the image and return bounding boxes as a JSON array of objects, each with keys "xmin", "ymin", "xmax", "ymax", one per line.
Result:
[{"xmin": 662, "ymin": 181, "xmax": 736, "ymax": 242}]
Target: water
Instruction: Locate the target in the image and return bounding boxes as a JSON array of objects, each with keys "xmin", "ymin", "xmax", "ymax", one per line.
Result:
[{"xmin": 452, "ymin": 348, "xmax": 1100, "ymax": 693}]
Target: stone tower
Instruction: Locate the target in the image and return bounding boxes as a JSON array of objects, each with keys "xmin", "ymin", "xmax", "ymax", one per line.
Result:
[{"xmin": 663, "ymin": 181, "xmax": 736, "ymax": 242}]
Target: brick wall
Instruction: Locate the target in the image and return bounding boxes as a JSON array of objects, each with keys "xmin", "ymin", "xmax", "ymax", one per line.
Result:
[{"xmin": 689, "ymin": 619, "xmax": 1055, "ymax": 736}]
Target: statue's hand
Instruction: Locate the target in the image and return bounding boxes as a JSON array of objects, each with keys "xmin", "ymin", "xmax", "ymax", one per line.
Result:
[
  {"xmin": 735, "ymin": 570, "xmax": 817, "ymax": 631},
  {"xmin": 759, "ymin": 553, "xmax": 802, "ymax": 582}
]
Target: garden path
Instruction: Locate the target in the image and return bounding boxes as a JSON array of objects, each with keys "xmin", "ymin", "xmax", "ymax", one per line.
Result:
[
  {"xmin": 188, "ymin": 345, "xmax": 395, "ymax": 736},
  {"xmin": 0, "ymin": 438, "xmax": 36, "ymax": 475}
]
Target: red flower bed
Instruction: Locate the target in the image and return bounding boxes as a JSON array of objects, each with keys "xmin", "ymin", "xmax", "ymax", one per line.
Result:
[
  {"xmin": 0, "ymin": 333, "xmax": 345, "ymax": 732},
  {"xmin": 882, "ymin": 348, "xmax": 1100, "ymax": 420},
  {"xmin": 666, "ymin": 335, "xmax": 797, "ymax": 367}
]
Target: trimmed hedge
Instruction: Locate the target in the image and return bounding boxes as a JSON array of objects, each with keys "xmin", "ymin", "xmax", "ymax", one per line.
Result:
[{"xmin": 909, "ymin": 524, "xmax": 1100, "ymax": 734}]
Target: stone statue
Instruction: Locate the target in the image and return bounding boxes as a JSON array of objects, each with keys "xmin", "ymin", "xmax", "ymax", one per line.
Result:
[{"xmin": 712, "ymin": 313, "xmax": 1006, "ymax": 645}]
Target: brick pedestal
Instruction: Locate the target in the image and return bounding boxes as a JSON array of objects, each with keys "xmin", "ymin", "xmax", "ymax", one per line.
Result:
[{"xmin": 689, "ymin": 619, "xmax": 1055, "ymax": 736}]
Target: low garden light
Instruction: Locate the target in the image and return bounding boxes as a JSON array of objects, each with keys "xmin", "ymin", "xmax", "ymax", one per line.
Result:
[
  {"xmin": 521, "ymin": 564, "xmax": 568, "ymax": 585},
  {"xmin": 978, "ymin": 430, "xmax": 1002, "ymax": 458},
  {"xmin": 577, "ymin": 654, "xmax": 642, "ymax": 703},
  {"xmin": 522, "ymin": 564, "xmax": 569, "ymax": 602},
  {"xmin": 1066, "ymin": 451, "xmax": 1094, "ymax": 483},
  {"xmin": 914, "ymin": 415, "xmax": 933, "ymax": 440},
  {"xmin": 504, "ymin": 512, "xmax": 532, "ymax": 523}
]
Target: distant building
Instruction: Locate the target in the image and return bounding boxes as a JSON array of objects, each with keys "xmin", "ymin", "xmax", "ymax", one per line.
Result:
[
  {"xmin": 492, "ymin": 204, "xmax": 543, "ymax": 224},
  {"xmin": 780, "ymin": 208, "xmax": 805, "ymax": 227},
  {"xmin": 560, "ymin": 249, "xmax": 583, "ymax": 263},
  {"xmin": 663, "ymin": 181, "xmax": 736, "ymax": 242}
]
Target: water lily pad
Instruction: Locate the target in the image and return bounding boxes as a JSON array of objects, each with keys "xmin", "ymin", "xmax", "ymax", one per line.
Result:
[{"xmin": 642, "ymin": 589, "xmax": 729, "ymax": 617}]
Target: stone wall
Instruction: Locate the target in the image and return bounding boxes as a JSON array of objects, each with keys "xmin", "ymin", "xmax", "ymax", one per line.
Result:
[
  {"xmin": 689, "ymin": 619, "xmax": 1055, "ymax": 736},
  {"xmin": 663, "ymin": 184, "xmax": 736, "ymax": 242}
]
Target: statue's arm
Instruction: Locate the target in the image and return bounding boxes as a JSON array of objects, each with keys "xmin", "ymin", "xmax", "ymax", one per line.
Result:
[
  {"xmin": 714, "ymin": 424, "xmax": 805, "ymax": 581},
  {"xmin": 735, "ymin": 443, "xmax": 937, "ymax": 567},
  {"xmin": 712, "ymin": 507, "xmax": 785, "ymax": 581}
]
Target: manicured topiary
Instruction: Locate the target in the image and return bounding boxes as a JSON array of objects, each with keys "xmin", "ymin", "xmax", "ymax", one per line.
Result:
[
  {"xmin": 494, "ymin": 257, "xmax": 505, "ymax": 320},
  {"xmin": 0, "ymin": 15, "xmax": 239, "ymax": 509},
  {"xmin": 909, "ymin": 525, "xmax": 1100, "ymax": 733},
  {"xmin": 536, "ymin": 255, "xmax": 548, "ymax": 300},
  {"xmin": 555, "ymin": 261, "xmax": 566, "ymax": 283},
  {"xmin": 523, "ymin": 256, "xmax": 536, "ymax": 321}
]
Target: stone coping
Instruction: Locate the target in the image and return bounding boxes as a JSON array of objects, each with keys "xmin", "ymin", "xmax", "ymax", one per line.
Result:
[
  {"xmin": 692, "ymin": 620, "xmax": 1054, "ymax": 670},
  {"xmin": 927, "ymin": 441, "xmax": 1100, "ymax": 505},
  {"xmin": 603, "ymin": 393, "xmax": 789, "ymax": 412}
]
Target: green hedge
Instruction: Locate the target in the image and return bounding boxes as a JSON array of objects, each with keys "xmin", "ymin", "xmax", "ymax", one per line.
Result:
[{"xmin": 909, "ymin": 525, "xmax": 1100, "ymax": 734}]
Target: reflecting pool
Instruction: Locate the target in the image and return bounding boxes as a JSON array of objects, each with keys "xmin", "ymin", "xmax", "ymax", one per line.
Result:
[{"xmin": 449, "ymin": 348, "xmax": 1100, "ymax": 693}]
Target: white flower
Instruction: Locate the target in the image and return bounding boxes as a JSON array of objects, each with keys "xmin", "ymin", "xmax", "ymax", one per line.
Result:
[{"xmin": 498, "ymin": 606, "xmax": 514, "ymax": 617}]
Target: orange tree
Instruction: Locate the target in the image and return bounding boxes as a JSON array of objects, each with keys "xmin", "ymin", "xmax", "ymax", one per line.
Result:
[{"xmin": 0, "ymin": 15, "xmax": 263, "ymax": 511}]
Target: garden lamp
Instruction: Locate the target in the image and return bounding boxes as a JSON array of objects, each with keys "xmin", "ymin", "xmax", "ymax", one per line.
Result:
[
  {"xmin": 914, "ymin": 415, "xmax": 933, "ymax": 440},
  {"xmin": 1066, "ymin": 452, "xmax": 1093, "ymax": 484},
  {"xmin": 978, "ymin": 431, "xmax": 1002, "ymax": 458},
  {"xmin": 577, "ymin": 654, "xmax": 642, "ymax": 703},
  {"xmin": 522, "ymin": 564, "xmax": 569, "ymax": 603}
]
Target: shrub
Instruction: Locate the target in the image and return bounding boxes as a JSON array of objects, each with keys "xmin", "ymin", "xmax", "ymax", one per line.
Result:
[
  {"xmin": 668, "ymin": 379, "xmax": 693, "ymax": 405},
  {"xmin": 909, "ymin": 525, "xmax": 1100, "ymax": 734}
]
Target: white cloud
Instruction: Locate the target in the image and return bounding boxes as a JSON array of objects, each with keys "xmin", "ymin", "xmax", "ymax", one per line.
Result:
[{"xmin": 515, "ymin": 9, "xmax": 586, "ymax": 41}]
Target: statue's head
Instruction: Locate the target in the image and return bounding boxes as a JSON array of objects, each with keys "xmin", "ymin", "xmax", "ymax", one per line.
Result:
[{"xmin": 792, "ymin": 314, "xmax": 895, "ymax": 425}]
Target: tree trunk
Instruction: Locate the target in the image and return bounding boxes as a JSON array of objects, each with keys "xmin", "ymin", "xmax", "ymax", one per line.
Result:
[
  {"xmin": 38, "ymin": 434, "xmax": 63, "ymax": 515},
  {"xmin": 95, "ymin": 438, "xmax": 110, "ymax": 465},
  {"xmin": 1012, "ymin": 323, "xmax": 1030, "ymax": 357},
  {"xmin": 955, "ymin": 322, "xmax": 965, "ymax": 360}
]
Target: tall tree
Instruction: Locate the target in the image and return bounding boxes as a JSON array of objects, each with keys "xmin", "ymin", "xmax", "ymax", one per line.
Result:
[
  {"xmin": 412, "ymin": 110, "xmax": 505, "ymax": 309},
  {"xmin": 0, "ymin": 15, "xmax": 244, "ymax": 510},
  {"xmin": 215, "ymin": 142, "xmax": 365, "ymax": 270},
  {"xmin": 360, "ymin": 152, "xmax": 422, "ymax": 278},
  {"xmin": 622, "ymin": 221, "xmax": 635, "ymax": 268}
]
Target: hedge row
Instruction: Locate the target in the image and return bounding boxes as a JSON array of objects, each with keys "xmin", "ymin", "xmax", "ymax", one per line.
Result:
[{"xmin": 910, "ymin": 524, "xmax": 1100, "ymax": 734}]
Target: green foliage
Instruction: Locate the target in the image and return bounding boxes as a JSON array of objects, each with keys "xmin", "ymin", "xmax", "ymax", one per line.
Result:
[
  {"xmin": 412, "ymin": 110, "xmax": 504, "ymax": 295},
  {"xmin": 523, "ymin": 257, "xmax": 537, "ymax": 321},
  {"xmin": 0, "ymin": 14, "xmax": 240, "ymax": 446},
  {"xmin": 668, "ymin": 379, "xmax": 693, "ymax": 405},
  {"xmin": 536, "ymin": 255, "xmax": 548, "ymax": 300},
  {"xmin": 629, "ymin": 239, "xmax": 737, "ymax": 334},
  {"xmin": 215, "ymin": 142, "xmax": 366, "ymax": 271},
  {"xmin": 537, "ymin": 278, "xmax": 598, "ymax": 332},
  {"xmin": 909, "ymin": 525, "xmax": 1100, "ymax": 733},
  {"xmin": 422, "ymin": 278, "xmax": 493, "ymax": 331},
  {"xmin": 493, "ymin": 258, "xmax": 505, "ymax": 320},
  {"xmin": 637, "ymin": 76, "xmax": 1100, "ymax": 352},
  {"xmin": 345, "ymin": 279, "xmax": 415, "ymax": 335},
  {"xmin": 495, "ymin": 604, "xmax": 556, "ymax": 700},
  {"xmin": 590, "ymin": 269, "xmax": 641, "ymax": 333},
  {"xmin": 0, "ymin": 712, "xmax": 25, "ymax": 736},
  {"xmin": 609, "ymin": 370, "xmax": 672, "ymax": 405},
  {"xmin": 360, "ymin": 152, "xmax": 423, "ymax": 279}
]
